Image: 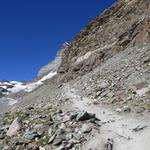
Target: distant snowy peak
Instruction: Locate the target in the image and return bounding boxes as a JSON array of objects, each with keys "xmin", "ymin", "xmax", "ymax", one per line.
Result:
[
  {"xmin": 0, "ymin": 71, "xmax": 57, "ymax": 96},
  {"xmin": 9, "ymin": 71, "xmax": 57, "ymax": 93},
  {"xmin": 0, "ymin": 44, "xmax": 64, "ymax": 103}
]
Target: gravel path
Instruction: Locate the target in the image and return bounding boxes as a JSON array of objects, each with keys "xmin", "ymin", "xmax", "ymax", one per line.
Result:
[{"xmin": 64, "ymin": 84, "xmax": 150, "ymax": 150}]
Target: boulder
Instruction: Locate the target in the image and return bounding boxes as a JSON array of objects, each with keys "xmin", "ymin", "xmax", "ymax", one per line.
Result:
[
  {"xmin": 39, "ymin": 146, "xmax": 45, "ymax": 150},
  {"xmin": 6, "ymin": 117, "xmax": 22, "ymax": 137},
  {"xmin": 23, "ymin": 131, "xmax": 40, "ymax": 140},
  {"xmin": 48, "ymin": 134, "xmax": 56, "ymax": 144},
  {"xmin": 70, "ymin": 113, "xmax": 78, "ymax": 120},
  {"xmin": 98, "ymin": 80, "xmax": 110, "ymax": 89},
  {"xmin": 53, "ymin": 136, "xmax": 64, "ymax": 146},
  {"xmin": 81, "ymin": 124, "xmax": 92, "ymax": 133},
  {"xmin": 76, "ymin": 111, "xmax": 96, "ymax": 121},
  {"xmin": 133, "ymin": 125, "xmax": 148, "ymax": 132},
  {"xmin": 65, "ymin": 133, "xmax": 73, "ymax": 140}
]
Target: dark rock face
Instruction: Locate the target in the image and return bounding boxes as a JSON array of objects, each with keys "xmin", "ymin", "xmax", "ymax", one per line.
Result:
[{"xmin": 57, "ymin": 0, "xmax": 150, "ymax": 82}]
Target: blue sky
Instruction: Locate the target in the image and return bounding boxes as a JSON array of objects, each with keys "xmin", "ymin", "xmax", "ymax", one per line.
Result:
[{"xmin": 0, "ymin": 0, "xmax": 116, "ymax": 81}]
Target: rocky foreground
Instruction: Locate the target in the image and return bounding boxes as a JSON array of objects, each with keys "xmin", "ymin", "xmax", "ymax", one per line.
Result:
[{"xmin": 0, "ymin": 101, "xmax": 101, "ymax": 150}]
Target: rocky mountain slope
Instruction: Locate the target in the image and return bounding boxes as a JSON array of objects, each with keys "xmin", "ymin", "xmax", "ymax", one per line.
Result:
[
  {"xmin": 57, "ymin": 0, "xmax": 150, "ymax": 82},
  {"xmin": 0, "ymin": 0, "xmax": 150, "ymax": 150}
]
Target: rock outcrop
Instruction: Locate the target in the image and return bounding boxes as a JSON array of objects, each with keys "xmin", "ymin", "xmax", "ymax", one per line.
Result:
[{"xmin": 57, "ymin": 0, "xmax": 150, "ymax": 82}]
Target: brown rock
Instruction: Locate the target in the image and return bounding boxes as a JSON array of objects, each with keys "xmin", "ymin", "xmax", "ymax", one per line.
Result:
[{"xmin": 56, "ymin": 0, "xmax": 150, "ymax": 83}]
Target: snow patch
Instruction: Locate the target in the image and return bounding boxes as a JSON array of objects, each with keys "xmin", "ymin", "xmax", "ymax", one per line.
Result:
[
  {"xmin": 0, "ymin": 85, "xmax": 8, "ymax": 89},
  {"xmin": 8, "ymin": 72, "xmax": 57, "ymax": 93},
  {"xmin": 8, "ymin": 98, "xmax": 18, "ymax": 106},
  {"xmin": 0, "ymin": 97, "xmax": 18, "ymax": 106},
  {"xmin": 10, "ymin": 81, "xmax": 23, "ymax": 85}
]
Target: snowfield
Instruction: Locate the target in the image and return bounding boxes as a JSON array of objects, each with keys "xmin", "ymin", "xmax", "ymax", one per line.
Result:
[
  {"xmin": 0, "ymin": 72, "xmax": 57, "ymax": 107},
  {"xmin": 8, "ymin": 72, "xmax": 57, "ymax": 93}
]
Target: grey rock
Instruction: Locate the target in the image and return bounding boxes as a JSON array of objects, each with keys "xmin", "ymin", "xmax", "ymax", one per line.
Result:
[
  {"xmin": 55, "ymin": 145, "xmax": 65, "ymax": 150},
  {"xmin": 0, "ymin": 133, "xmax": 5, "ymax": 140},
  {"xmin": 116, "ymin": 108, "xmax": 122, "ymax": 113},
  {"xmin": 2, "ymin": 146, "xmax": 9, "ymax": 150},
  {"xmin": 57, "ymin": 128, "xmax": 65, "ymax": 135},
  {"xmin": 23, "ymin": 131, "xmax": 40, "ymax": 140},
  {"xmin": 27, "ymin": 106, "xmax": 34, "ymax": 110},
  {"xmin": 143, "ymin": 57, "xmax": 150, "ymax": 64},
  {"xmin": 65, "ymin": 142, "xmax": 74, "ymax": 149},
  {"xmin": 49, "ymin": 134, "xmax": 56, "ymax": 144},
  {"xmin": 44, "ymin": 145, "xmax": 52, "ymax": 150},
  {"xmin": 39, "ymin": 146, "xmax": 46, "ymax": 150},
  {"xmin": 53, "ymin": 137, "xmax": 64, "ymax": 146},
  {"xmin": 0, "ymin": 125, "xmax": 10, "ymax": 131},
  {"xmin": 76, "ymin": 111, "xmax": 96, "ymax": 121},
  {"xmin": 81, "ymin": 124, "xmax": 92, "ymax": 133},
  {"xmin": 6, "ymin": 117, "xmax": 22, "ymax": 137},
  {"xmin": 59, "ymin": 123, "xmax": 66, "ymax": 130},
  {"xmin": 107, "ymin": 92, "xmax": 115, "ymax": 98},
  {"xmin": 65, "ymin": 133, "xmax": 73, "ymax": 140},
  {"xmin": 95, "ymin": 91, "xmax": 102, "ymax": 97},
  {"xmin": 48, "ymin": 128, "xmax": 52, "ymax": 136},
  {"xmin": 98, "ymin": 80, "xmax": 110, "ymax": 89},
  {"xmin": 70, "ymin": 113, "xmax": 78, "ymax": 120},
  {"xmin": 34, "ymin": 124, "xmax": 45, "ymax": 130},
  {"xmin": 100, "ymin": 90, "xmax": 110, "ymax": 97},
  {"xmin": 88, "ymin": 118, "xmax": 101, "ymax": 126},
  {"xmin": 133, "ymin": 125, "xmax": 148, "ymax": 132},
  {"xmin": 57, "ymin": 109, "xmax": 63, "ymax": 114},
  {"xmin": 123, "ymin": 106, "xmax": 131, "ymax": 112}
]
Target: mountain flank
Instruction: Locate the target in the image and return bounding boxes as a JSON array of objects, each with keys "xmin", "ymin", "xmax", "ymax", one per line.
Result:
[{"xmin": 57, "ymin": 0, "xmax": 150, "ymax": 82}]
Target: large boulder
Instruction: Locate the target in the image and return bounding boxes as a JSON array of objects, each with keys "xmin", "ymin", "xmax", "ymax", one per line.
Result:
[
  {"xmin": 6, "ymin": 117, "xmax": 22, "ymax": 137},
  {"xmin": 76, "ymin": 111, "xmax": 97, "ymax": 121}
]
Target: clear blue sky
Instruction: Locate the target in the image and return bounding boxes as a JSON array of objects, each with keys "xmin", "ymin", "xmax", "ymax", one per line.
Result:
[{"xmin": 0, "ymin": 0, "xmax": 116, "ymax": 81}]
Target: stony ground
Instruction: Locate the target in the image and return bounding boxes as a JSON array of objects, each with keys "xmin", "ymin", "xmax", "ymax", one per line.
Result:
[
  {"xmin": 0, "ymin": 81, "xmax": 101, "ymax": 150},
  {"xmin": 0, "ymin": 44, "xmax": 150, "ymax": 150},
  {"xmin": 0, "ymin": 93, "xmax": 101, "ymax": 150},
  {"xmin": 60, "ymin": 44, "xmax": 150, "ymax": 150},
  {"xmin": 63, "ymin": 84, "xmax": 150, "ymax": 150},
  {"xmin": 69, "ymin": 44, "xmax": 150, "ymax": 113}
]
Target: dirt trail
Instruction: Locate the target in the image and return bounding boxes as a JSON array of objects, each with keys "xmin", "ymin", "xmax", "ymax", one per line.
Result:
[{"xmin": 64, "ymin": 85, "xmax": 150, "ymax": 150}]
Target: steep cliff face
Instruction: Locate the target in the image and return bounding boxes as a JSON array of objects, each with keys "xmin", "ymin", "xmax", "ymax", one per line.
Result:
[{"xmin": 57, "ymin": 0, "xmax": 150, "ymax": 82}]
